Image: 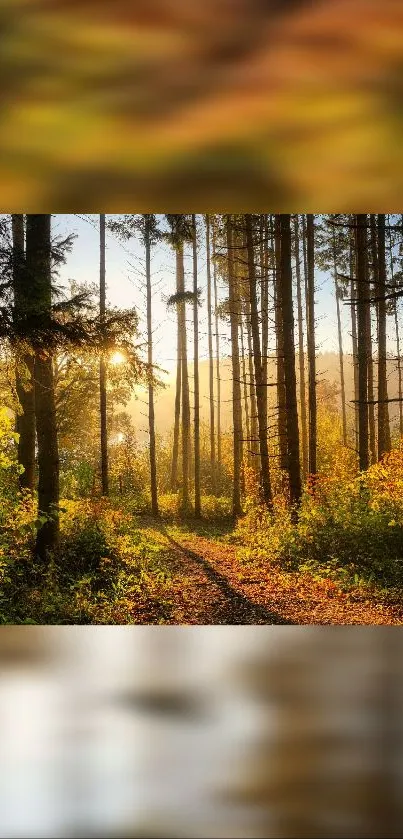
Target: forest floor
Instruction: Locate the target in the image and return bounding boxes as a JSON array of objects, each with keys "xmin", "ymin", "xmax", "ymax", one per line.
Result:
[{"xmin": 137, "ymin": 517, "xmax": 403, "ymax": 626}]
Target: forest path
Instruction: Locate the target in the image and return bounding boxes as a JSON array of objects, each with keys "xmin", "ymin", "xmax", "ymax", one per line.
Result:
[{"xmin": 137, "ymin": 517, "xmax": 403, "ymax": 625}]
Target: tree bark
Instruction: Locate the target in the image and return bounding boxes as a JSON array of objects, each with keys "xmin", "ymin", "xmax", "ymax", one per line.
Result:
[
  {"xmin": 240, "ymin": 316, "xmax": 251, "ymax": 471},
  {"xmin": 355, "ymin": 214, "xmax": 369, "ymax": 471},
  {"xmin": 145, "ymin": 218, "xmax": 159, "ymax": 515},
  {"xmin": 260, "ymin": 214, "xmax": 269, "ymax": 433},
  {"xmin": 99, "ymin": 213, "xmax": 109, "ymax": 496},
  {"xmin": 227, "ymin": 216, "xmax": 243, "ymax": 517},
  {"xmin": 26, "ymin": 214, "xmax": 60, "ymax": 559},
  {"xmin": 350, "ymin": 231, "xmax": 359, "ymax": 453},
  {"xmin": 245, "ymin": 214, "xmax": 272, "ymax": 508},
  {"xmin": 280, "ymin": 214, "xmax": 302, "ymax": 509},
  {"xmin": 212, "ymin": 218, "xmax": 222, "ymax": 493},
  {"xmin": 178, "ymin": 242, "xmax": 191, "ymax": 512},
  {"xmin": 245, "ymin": 292, "xmax": 259, "ymax": 473},
  {"xmin": 387, "ymin": 218, "xmax": 403, "ymax": 437},
  {"xmin": 12, "ymin": 214, "xmax": 36, "ymax": 492},
  {"xmin": 376, "ymin": 214, "xmax": 391, "ymax": 458},
  {"xmin": 205, "ymin": 215, "xmax": 216, "ymax": 494},
  {"xmin": 332, "ymin": 229, "xmax": 347, "ymax": 446},
  {"xmin": 192, "ymin": 215, "xmax": 201, "ymax": 517},
  {"xmin": 293, "ymin": 215, "xmax": 308, "ymax": 478},
  {"xmin": 170, "ymin": 262, "xmax": 182, "ymax": 493},
  {"xmin": 274, "ymin": 216, "xmax": 288, "ymax": 472},
  {"xmin": 306, "ymin": 214, "xmax": 317, "ymax": 480}
]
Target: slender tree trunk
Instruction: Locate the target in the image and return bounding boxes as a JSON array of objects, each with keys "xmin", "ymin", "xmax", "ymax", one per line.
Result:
[
  {"xmin": 260, "ymin": 214, "xmax": 269, "ymax": 433},
  {"xmin": 377, "ymin": 214, "xmax": 391, "ymax": 458},
  {"xmin": 394, "ymin": 302, "xmax": 403, "ymax": 437},
  {"xmin": 377, "ymin": 213, "xmax": 390, "ymax": 460},
  {"xmin": 274, "ymin": 216, "xmax": 288, "ymax": 472},
  {"xmin": 280, "ymin": 215, "xmax": 302, "ymax": 509},
  {"xmin": 245, "ymin": 293, "xmax": 259, "ymax": 472},
  {"xmin": 356, "ymin": 214, "xmax": 369, "ymax": 471},
  {"xmin": 178, "ymin": 243, "xmax": 190, "ymax": 512},
  {"xmin": 99, "ymin": 213, "xmax": 109, "ymax": 496},
  {"xmin": 192, "ymin": 215, "xmax": 201, "ymax": 517},
  {"xmin": 366, "ymin": 291, "xmax": 377, "ymax": 465},
  {"xmin": 227, "ymin": 216, "xmax": 243, "ymax": 517},
  {"xmin": 212, "ymin": 218, "xmax": 222, "ymax": 492},
  {"xmin": 306, "ymin": 214, "xmax": 317, "ymax": 480},
  {"xmin": 350, "ymin": 232, "xmax": 359, "ymax": 453},
  {"xmin": 245, "ymin": 214, "xmax": 272, "ymax": 508},
  {"xmin": 12, "ymin": 214, "xmax": 36, "ymax": 491},
  {"xmin": 170, "ymin": 261, "xmax": 182, "ymax": 492},
  {"xmin": 332, "ymin": 230, "xmax": 347, "ymax": 446},
  {"xmin": 293, "ymin": 215, "xmax": 308, "ymax": 478},
  {"xmin": 240, "ymin": 316, "xmax": 251, "ymax": 469},
  {"xmin": 145, "ymin": 220, "xmax": 159, "ymax": 515},
  {"xmin": 388, "ymin": 219, "xmax": 403, "ymax": 436},
  {"xmin": 205, "ymin": 215, "xmax": 216, "ymax": 494},
  {"xmin": 26, "ymin": 215, "xmax": 59, "ymax": 559}
]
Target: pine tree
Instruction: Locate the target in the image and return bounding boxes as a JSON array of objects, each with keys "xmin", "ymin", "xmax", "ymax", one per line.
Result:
[
  {"xmin": 306, "ymin": 214, "xmax": 317, "ymax": 480},
  {"xmin": 376, "ymin": 213, "xmax": 391, "ymax": 459},
  {"xmin": 293, "ymin": 214, "xmax": 308, "ymax": 478},
  {"xmin": 26, "ymin": 214, "xmax": 60, "ymax": 559},
  {"xmin": 12, "ymin": 214, "xmax": 36, "ymax": 491},
  {"xmin": 192, "ymin": 214, "xmax": 201, "ymax": 517},
  {"xmin": 227, "ymin": 215, "xmax": 243, "ymax": 517},
  {"xmin": 355, "ymin": 214, "xmax": 369, "ymax": 471},
  {"xmin": 245, "ymin": 214, "xmax": 272, "ymax": 507},
  {"xmin": 280, "ymin": 214, "xmax": 301, "ymax": 509},
  {"xmin": 99, "ymin": 213, "xmax": 109, "ymax": 496},
  {"xmin": 205, "ymin": 214, "xmax": 216, "ymax": 494}
]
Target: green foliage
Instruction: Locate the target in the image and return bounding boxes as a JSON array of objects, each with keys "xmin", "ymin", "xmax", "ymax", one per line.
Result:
[
  {"xmin": 0, "ymin": 499, "xmax": 175, "ymax": 624},
  {"xmin": 238, "ymin": 443, "xmax": 403, "ymax": 592}
]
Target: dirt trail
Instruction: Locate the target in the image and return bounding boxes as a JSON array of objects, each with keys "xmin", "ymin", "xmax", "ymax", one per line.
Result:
[{"xmin": 154, "ymin": 523, "xmax": 403, "ymax": 626}]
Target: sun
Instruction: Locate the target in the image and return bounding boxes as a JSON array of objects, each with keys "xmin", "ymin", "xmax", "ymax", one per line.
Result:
[{"xmin": 110, "ymin": 351, "xmax": 126, "ymax": 365}]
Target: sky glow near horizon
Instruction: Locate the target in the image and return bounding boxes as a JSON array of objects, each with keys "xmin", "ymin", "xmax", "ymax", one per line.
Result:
[{"xmin": 54, "ymin": 214, "xmax": 355, "ymax": 380}]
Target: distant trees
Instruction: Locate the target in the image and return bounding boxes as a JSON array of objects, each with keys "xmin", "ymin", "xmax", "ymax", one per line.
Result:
[{"xmin": 5, "ymin": 212, "xmax": 403, "ymax": 536}]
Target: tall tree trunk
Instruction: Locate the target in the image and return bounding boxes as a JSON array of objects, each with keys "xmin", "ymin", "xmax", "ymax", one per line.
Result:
[
  {"xmin": 356, "ymin": 214, "xmax": 369, "ymax": 471},
  {"xmin": 260, "ymin": 214, "xmax": 269, "ymax": 433},
  {"xmin": 245, "ymin": 293, "xmax": 259, "ymax": 472},
  {"xmin": 332, "ymin": 229, "xmax": 347, "ymax": 446},
  {"xmin": 240, "ymin": 316, "xmax": 251, "ymax": 470},
  {"xmin": 145, "ymin": 219, "xmax": 159, "ymax": 515},
  {"xmin": 293, "ymin": 215, "xmax": 308, "ymax": 478},
  {"xmin": 178, "ymin": 243, "xmax": 191, "ymax": 512},
  {"xmin": 388, "ymin": 218, "xmax": 403, "ymax": 436},
  {"xmin": 12, "ymin": 214, "xmax": 36, "ymax": 492},
  {"xmin": 212, "ymin": 218, "xmax": 222, "ymax": 492},
  {"xmin": 245, "ymin": 214, "xmax": 272, "ymax": 508},
  {"xmin": 205, "ymin": 215, "xmax": 216, "ymax": 494},
  {"xmin": 306, "ymin": 214, "xmax": 317, "ymax": 480},
  {"xmin": 280, "ymin": 214, "xmax": 302, "ymax": 509},
  {"xmin": 192, "ymin": 214, "xmax": 201, "ymax": 517},
  {"xmin": 170, "ymin": 261, "xmax": 182, "ymax": 492},
  {"xmin": 350, "ymin": 232, "xmax": 359, "ymax": 453},
  {"xmin": 377, "ymin": 213, "xmax": 391, "ymax": 458},
  {"xmin": 26, "ymin": 215, "xmax": 59, "ymax": 559},
  {"xmin": 99, "ymin": 213, "xmax": 109, "ymax": 496},
  {"xmin": 366, "ymin": 291, "xmax": 377, "ymax": 465},
  {"xmin": 227, "ymin": 216, "xmax": 243, "ymax": 518},
  {"xmin": 274, "ymin": 216, "xmax": 288, "ymax": 472}
]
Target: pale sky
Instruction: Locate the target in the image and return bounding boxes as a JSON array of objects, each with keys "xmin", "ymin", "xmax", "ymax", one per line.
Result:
[{"xmin": 54, "ymin": 214, "xmax": 355, "ymax": 382}]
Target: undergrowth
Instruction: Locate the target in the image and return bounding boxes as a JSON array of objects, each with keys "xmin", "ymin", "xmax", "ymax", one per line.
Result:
[{"xmin": 237, "ymin": 446, "xmax": 403, "ymax": 594}]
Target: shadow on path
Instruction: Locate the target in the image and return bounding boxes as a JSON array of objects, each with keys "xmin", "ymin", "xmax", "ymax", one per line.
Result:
[{"xmin": 162, "ymin": 528, "xmax": 295, "ymax": 625}]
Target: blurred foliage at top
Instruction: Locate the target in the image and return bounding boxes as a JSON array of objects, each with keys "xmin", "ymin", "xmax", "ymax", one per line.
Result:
[{"xmin": 1, "ymin": 0, "xmax": 403, "ymax": 210}]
